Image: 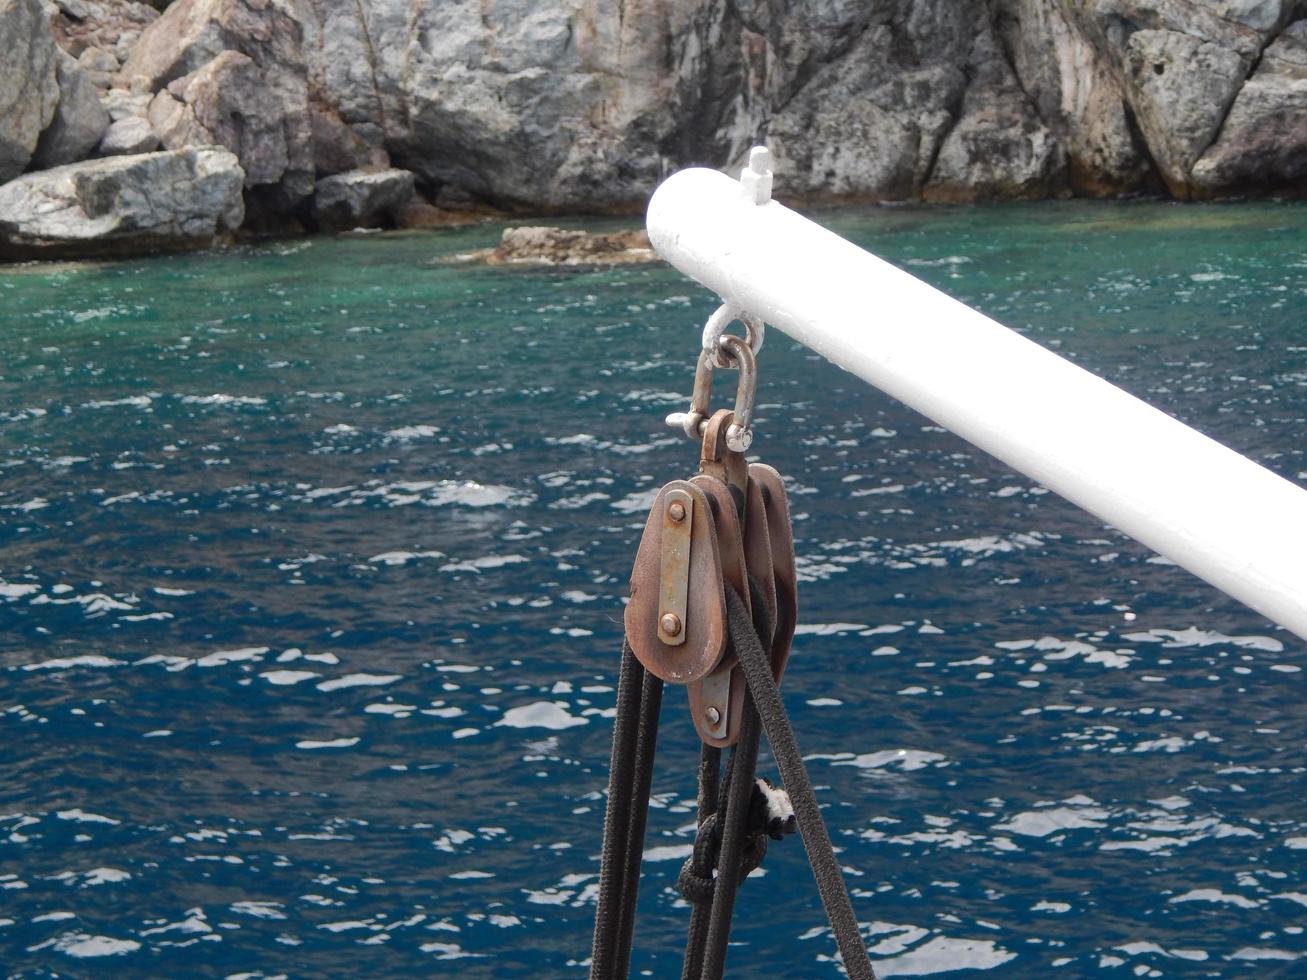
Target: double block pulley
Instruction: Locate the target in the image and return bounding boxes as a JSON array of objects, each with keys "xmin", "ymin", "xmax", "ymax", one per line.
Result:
[{"xmin": 590, "ymin": 304, "xmax": 876, "ymax": 979}]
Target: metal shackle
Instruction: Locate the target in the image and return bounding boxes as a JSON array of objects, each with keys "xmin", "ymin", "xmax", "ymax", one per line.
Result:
[
  {"xmin": 665, "ymin": 333, "xmax": 756, "ymax": 451},
  {"xmin": 716, "ymin": 334, "xmax": 755, "ymax": 452}
]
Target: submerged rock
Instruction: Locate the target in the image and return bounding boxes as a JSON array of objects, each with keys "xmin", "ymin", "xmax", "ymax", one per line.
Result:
[
  {"xmin": 464, "ymin": 226, "xmax": 655, "ymax": 267},
  {"xmin": 0, "ymin": 146, "xmax": 244, "ymax": 259},
  {"xmin": 309, "ymin": 168, "xmax": 415, "ymax": 230},
  {"xmin": 0, "ymin": 0, "xmax": 60, "ymax": 183}
]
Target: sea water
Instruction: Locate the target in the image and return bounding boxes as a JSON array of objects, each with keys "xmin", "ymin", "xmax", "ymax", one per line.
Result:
[{"xmin": 1, "ymin": 201, "xmax": 1305, "ymax": 977}]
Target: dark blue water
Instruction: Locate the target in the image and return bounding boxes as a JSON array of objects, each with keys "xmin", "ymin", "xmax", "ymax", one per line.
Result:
[{"xmin": 2, "ymin": 202, "xmax": 1306, "ymax": 977}]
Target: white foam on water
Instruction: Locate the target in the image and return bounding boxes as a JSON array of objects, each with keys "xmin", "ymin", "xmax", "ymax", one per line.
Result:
[
  {"xmin": 316, "ymin": 673, "xmax": 402, "ymax": 692},
  {"xmin": 260, "ymin": 670, "xmax": 320, "ymax": 685},
  {"xmin": 295, "ymin": 737, "xmax": 360, "ymax": 750},
  {"xmin": 23, "ymin": 656, "xmax": 125, "ymax": 671},
  {"xmin": 55, "ymin": 810, "xmax": 119, "ymax": 825},
  {"xmin": 196, "ymin": 647, "xmax": 269, "ymax": 668},
  {"xmin": 875, "ymin": 936, "xmax": 1016, "ymax": 975},
  {"xmin": 47, "ymin": 933, "xmax": 141, "ymax": 958},
  {"xmin": 824, "ymin": 749, "xmax": 947, "ymax": 772},
  {"xmin": 496, "ymin": 701, "xmax": 588, "ymax": 730},
  {"xmin": 991, "ymin": 806, "xmax": 1108, "ymax": 838}
]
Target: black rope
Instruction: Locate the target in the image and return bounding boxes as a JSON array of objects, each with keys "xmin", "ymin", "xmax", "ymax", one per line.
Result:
[
  {"xmin": 591, "ymin": 641, "xmax": 657, "ymax": 980},
  {"xmin": 680, "ymin": 744, "xmax": 719, "ymax": 980},
  {"xmin": 699, "ymin": 691, "xmax": 762, "ymax": 979},
  {"xmin": 612, "ymin": 664, "xmax": 664, "ymax": 977},
  {"xmin": 724, "ymin": 585, "xmax": 876, "ymax": 979}
]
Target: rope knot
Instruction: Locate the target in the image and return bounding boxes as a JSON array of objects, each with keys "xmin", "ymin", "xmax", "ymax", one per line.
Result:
[{"xmin": 676, "ymin": 777, "xmax": 796, "ymax": 905}]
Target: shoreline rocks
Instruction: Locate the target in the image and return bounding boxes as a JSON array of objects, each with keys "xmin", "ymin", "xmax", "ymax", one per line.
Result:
[
  {"xmin": 0, "ymin": 146, "xmax": 244, "ymax": 259},
  {"xmin": 458, "ymin": 227, "xmax": 656, "ymax": 267},
  {"xmin": 4, "ymin": 0, "xmax": 1307, "ymax": 260},
  {"xmin": 310, "ymin": 167, "xmax": 415, "ymax": 231}
]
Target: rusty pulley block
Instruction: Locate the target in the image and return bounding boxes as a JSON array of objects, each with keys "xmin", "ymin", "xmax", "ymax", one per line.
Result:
[{"xmin": 624, "ymin": 314, "xmax": 797, "ymax": 747}]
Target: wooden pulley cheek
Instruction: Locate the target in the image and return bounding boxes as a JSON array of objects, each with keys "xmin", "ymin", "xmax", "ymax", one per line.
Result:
[
  {"xmin": 749, "ymin": 463, "xmax": 798, "ymax": 683},
  {"xmin": 624, "ymin": 480, "xmax": 728, "ymax": 684}
]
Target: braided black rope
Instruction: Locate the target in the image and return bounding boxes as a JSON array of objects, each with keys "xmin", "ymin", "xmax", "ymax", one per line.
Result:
[
  {"xmin": 591, "ymin": 641, "xmax": 662, "ymax": 980},
  {"xmin": 680, "ymin": 743, "xmax": 720, "ymax": 979},
  {"xmin": 612, "ymin": 665, "xmax": 664, "ymax": 977},
  {"xmin": 723, "ymin": 585, "xmax": 876, "ymax": 979}
]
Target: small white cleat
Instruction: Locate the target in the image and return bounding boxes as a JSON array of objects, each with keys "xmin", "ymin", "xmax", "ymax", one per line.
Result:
[{"xmin": 740, "ymin": 146, "xmax": 773, "ymax": 205}]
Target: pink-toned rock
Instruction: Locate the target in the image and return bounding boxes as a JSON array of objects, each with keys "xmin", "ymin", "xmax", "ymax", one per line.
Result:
[
  {"xmin": 124, "ymin": 0, "xmax": 311, "ymax": 206},
  {"xmin": 149, "ymin": 49, "xmax": 291, "ymax": 189}
]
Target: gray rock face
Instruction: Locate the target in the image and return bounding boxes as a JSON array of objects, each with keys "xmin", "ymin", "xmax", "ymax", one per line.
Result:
[
  {"xmin": 0, "ymin": 0, "xmax": 60, "ymax": 182},
  {"xmin": 996, "ymin": 0, "xmax": 1152, "ymax": 195},
  {"xmin": 1122, "ymin": 29, "xmax": 1248, "ymax": 196},
  {"xmin": 310, "ymin": 168, "xmax": 414, "ymax": 230},
  {"xmin": 0, "ymin": 146, "xmax": 245, "ymax": 258},
  {"xmin": 1193, "ymin": 19, "xmax": 1307, "ymax": 194},
  {"xmin": 97, "ymin": 113, "xmax": 158, "ymax": 154},
  {"xmin": 924, "ymin": 25, "xmax": 1063, "ymax": 202},
  {"xmin": 149, "ymin": 49, "xmax": 292, "ymax": 190},
  {"xmin": 124, "ymin": 0, "xmax": 313, "ymax": 206},
  {"xmin": 32, "ymin": 52, "xmax": 111, "ymax": 167}
]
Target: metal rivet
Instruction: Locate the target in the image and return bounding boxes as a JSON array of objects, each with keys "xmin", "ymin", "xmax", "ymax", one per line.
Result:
[
  {"xmin": 660, "ymin": 612, "xmax": 682, "ymax": 637},
  {"xmin": 705, "ymin": 705, "xmax": 721, "ymax": 726},
  {"xmin": 668, "ymin": 501, "xmax": 687, "ymax": 522}
]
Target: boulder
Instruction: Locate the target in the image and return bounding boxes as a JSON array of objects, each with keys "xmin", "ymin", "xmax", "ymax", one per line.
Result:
[
  {"xmin": 101, "ymin": 86, "xmax": 151, "ymax": 120},
  {"xmin": 461, "ymin": 226, "xmax": 655, "ymax": 266},
  {"xmin": 123, "ymin": 0, "xmax": 313, "ymax": 206},
  {"xmin": 0, "ymin": 146, "xmax": 245, "ymax": 258},
  {"xmin": 97, "ymin": 113, "xmax": 158, "ymax": 154},
  {"xmin": 1121, "ymin": 29, "xmax": 1247, "ymax": 196},
  {"xmin": 1192, "ymin": 20, "xmax": 1307, "ymax": 195},
  {"xmin": 32, "ymin": 52, "xmax": 111, "ymax": 168},
  {"xmin": 148, "ymin": 50, "xmax": 292, "ymax": 189},
  {"xmin": 0, "ymin": 0, "xmax": 61, "ymax": 182},
  {"xmin": 310, "ymin": 168, "xmax": 414, "ymax": 230}
]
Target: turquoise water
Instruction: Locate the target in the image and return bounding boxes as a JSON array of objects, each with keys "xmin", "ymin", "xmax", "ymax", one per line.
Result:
[{"xmin": 2, "ymin": 202, "xmax": 1306, "ymax": 976}]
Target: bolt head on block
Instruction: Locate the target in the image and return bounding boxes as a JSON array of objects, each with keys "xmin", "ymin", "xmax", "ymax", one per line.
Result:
[{"xmin": 660, "ymin": 612, "xmax": 682, "ymax": 637}]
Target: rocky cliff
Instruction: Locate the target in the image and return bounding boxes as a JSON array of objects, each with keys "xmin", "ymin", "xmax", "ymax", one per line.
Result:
[{"xmin": 2, "ymin": 0, "xmax": 1306, "ymax": 256}]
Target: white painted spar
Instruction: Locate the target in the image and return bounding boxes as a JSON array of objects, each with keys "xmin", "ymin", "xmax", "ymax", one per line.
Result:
[{"xmin": 647, "ymin": 164, "xmax": 1307, "ymax": 642}]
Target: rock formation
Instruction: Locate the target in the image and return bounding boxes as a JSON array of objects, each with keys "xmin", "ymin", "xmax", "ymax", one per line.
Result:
[
  {"xmin": 0, "ymin": 0, "xmax": 61, "ymax": 183},
  {"xmin": 31, "ymin": 51, "xmax": 110, "ymax": 169},
  {"xmin": 309, "ymin": 168, "xmax": 414, "ymax": 231},
  {"xmin": 460, "ymin": 227, "xmax": 656, "ymax": 266},
  {"xmin": 3, "ymin": 0, "xmax": 1307, "ymax": 257},
  {"xmin": 0, "ymin": 146, "xmax": 244, "ymax": 258}
]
